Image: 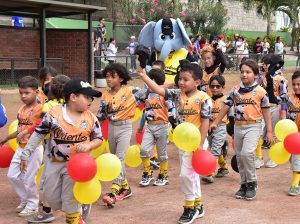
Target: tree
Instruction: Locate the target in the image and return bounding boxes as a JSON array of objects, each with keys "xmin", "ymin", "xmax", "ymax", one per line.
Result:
[
  {"xmin": 240, "ymin": 0, "xmax": 283, "ymax": 35},
  {"xmin": 277, "ymin": 1, "xmax": 300, "ymax": 51},
  {"xmin": 185, "ymin": 0, "xmax": 228, "ymax": 36}
]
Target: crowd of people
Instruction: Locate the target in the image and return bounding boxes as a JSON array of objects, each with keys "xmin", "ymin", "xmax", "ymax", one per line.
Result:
[{"xmin": 2, "ymin": 17, "xmax": 299, "ymax": 224}]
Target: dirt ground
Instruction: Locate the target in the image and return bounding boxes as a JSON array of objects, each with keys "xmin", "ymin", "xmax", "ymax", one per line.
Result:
[{"xmin": 1, "ymin": 72, "xmax": 300, "ymax": 224}]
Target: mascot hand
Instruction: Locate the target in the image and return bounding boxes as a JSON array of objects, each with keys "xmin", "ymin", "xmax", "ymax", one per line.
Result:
[{"xmin": 134, "ymin": 45, "xmax": 150, "ymax": 69}]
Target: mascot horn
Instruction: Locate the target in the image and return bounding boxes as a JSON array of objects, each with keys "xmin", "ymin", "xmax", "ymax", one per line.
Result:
[{"xmin": 138, "ymin": 17, "xmax": 191, "ymax": 83}]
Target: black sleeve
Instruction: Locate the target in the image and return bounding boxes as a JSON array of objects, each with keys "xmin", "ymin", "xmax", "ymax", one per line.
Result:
[
  {"xmin": 215, "ymin": 49, "xmax": 226, "ymax": 73},
  {"xmin": 265, "ymin": 72, "xmax": 278, "ymax": 104}
]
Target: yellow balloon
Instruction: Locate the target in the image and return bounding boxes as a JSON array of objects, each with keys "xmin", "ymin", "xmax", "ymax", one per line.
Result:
[
  {"xmin": 132, "ymin": 108, "xmax": 143, "ymax": 122},
  {"xmin": 96, "ymin": 153, "xmax": 121, "ymax": 181},
  {"xmin": 73, "ymin": 179, "xmax": 102, "ymax": 204},
  {"xmin": 173, "ymin": 122, "xmax": 201, "ymax": 152},
  {"xmin": 168, "ymin": 127, "xmax": 174, "ymax": 143},
  {"xmin": 125, "ymin": 145, "xmax": 142, "ymax": 168},
  {"xmin": 8, "ymin": 138, "xmax": 18, "ymax": 151},
  {"xmin": 91, "ymin": 140, "xmax": 107, "ymax": 159},
  {"xmin": 8, "ymin": 120, "xmax": 18, "ymax": 135},
  {"xmin": 269, "ymin": 142, "xmax": 291, "ymax": 165},
  {"xmin": 274, "ymin": 119, "xmax": 298, "ymax": 141},
  {"xmin": 105, "ymin": 140, "xmax": 110, "ymax": 153},
  {"xmin": 36, "ymin": 164, "xmax": 44, "ymax": 187}
]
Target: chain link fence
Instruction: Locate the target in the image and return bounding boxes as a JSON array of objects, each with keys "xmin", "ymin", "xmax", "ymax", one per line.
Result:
[{"xmin": 0, "ymin": 57, "xmax": 64, "ymax": 87}]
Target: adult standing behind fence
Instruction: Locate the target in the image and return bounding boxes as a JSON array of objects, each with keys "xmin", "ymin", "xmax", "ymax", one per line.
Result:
[
  {"xmin": 106, "ymin": 38, "xmax": 118, "ymax": 64},
  {"xmin": 127, "ymin": 36, "xmax": 138, "ymax": 72},
  {"xmin": 95, "ymin": 18, "xmax": 107, "ymax": 56},
  {"xmin": 275, "ymin": 36, "xmax": 284, "ymax": 55}
]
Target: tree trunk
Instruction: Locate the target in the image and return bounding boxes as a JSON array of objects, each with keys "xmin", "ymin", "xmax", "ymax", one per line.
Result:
[
  {"xmin": 290, "ymin": 22, "xmax": 296, "ymax": 51},
  {"xmin": 266, "ymin": 14, "xmax": 271, "ymax": 36}
]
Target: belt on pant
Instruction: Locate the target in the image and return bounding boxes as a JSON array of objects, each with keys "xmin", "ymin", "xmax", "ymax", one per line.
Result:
[
  {"xmin": 234, "ymin": 120, "xmax": 261, "ymax": 126},
  {"xmin": 148, "ymin": 120, "xmax": 168, "ymax": 125},
  {"xmin": 109, "ymin": 119, "xmax": 132, "ymax": 126}
]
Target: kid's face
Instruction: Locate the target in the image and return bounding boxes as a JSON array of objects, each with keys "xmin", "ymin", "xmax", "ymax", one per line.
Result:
[
  {"xmin": 292, "ymin": 77, "xmax": 300, "ymax": 94},
  {"xmin": 19, "ymin": 87, "xmax": 39, "ymax": 105},
  {"xmin": 209, "ymin": 80, "xmax": 224, "ymax": 96},
  {"xmin": 240, "ymin": 64, "xmax": 257, "ymax": 87},
  {"xmin": 106, "ymin": 72, "xmax": 123, "ymax": 89},
  {"xmin": 202, "ymin": 52, "xmax": 215, "ymax": 68},
  {"xmin": 73, "ymin": 94, "xmax": 94, "ymax": 112},
  {"xmin": 178, "ymin": 71, "xmax": 200, "ymax": 94}
]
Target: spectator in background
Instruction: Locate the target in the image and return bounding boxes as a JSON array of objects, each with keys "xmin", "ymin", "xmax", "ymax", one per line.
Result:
[
  {"xmin": 200, "ymin": 37, "xmax": 208, "ymax": 49},
  {"xmin": 95, "ymin": 18, "xmax": 107, "ymax": 56},
  {"xmin": 275, "ymin": 36, "xmax": 284, "ymax": 55},
  {"xmin": 253, "ymin": 37, "xmax": 263, "ymax": 54},
  {"xmin": 236, "ymin": 36, "xmax": 245, "ymax": 65},
  {"xmin": 218, "ymin": 34, "xmax": 227, "ymax": 53},
  {"xmin": 127, "ymin": 36, "xmax": 138, "ymax": 72},
  {"xmin": 11, "ymin": 16, "xmax": 24, "ymax": 27},
  {"xmin": 232, "ymin": 33, "xmax": 239, "ymax": 51},
  {"xmin": 262, "ymin": 37, "xmax": 270, "ymax": 54},
  {"xmin": 106, "ymin": 38, "xmax": 118, "ymax": 64},
  {"xmin": 194, "ymin": 34, "xmax": 202, "ymax": 57}
]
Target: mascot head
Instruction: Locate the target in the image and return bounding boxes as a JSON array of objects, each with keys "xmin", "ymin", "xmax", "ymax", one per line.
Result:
[{"xmin": 138, "ymin": 17, "xmax": 191, "ymax": 62}]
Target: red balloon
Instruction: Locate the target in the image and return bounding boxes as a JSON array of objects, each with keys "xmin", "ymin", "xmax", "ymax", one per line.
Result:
[
  {"xmin": 101, "ymin": 118, "xmax": 109, "ymax": 139},
  {"xmin": 136, "ymin": 127, "xmax": 145, "ymax": 145},
  {"xmin": 192, "ymin": 149, "xmax": 217, "ymax": 176},
  {"xmin": 0, "ymin": 145, "xmax": 15, "ymax": 168},
  {"xmin": 67, "ymin": 153, "xmax": 97, "ymax": 182},
  {"xmin": 138, "ymin": 103, "xmax": 145, "ymax": 110},
  {"xmin": 283, "ymin": 133, "xmax": 300, "ymax": 154}
]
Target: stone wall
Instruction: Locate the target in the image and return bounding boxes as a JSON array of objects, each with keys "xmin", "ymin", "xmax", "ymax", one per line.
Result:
[{"xmin": 222, "ymin": 0, "xmax": 275, "ymax": 32}]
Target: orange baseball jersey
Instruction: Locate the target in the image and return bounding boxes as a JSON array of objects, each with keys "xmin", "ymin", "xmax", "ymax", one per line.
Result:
[
  {"xmin": 37, "ymin": 91, "xmax": 48, "ymax": 105},
  {"xmin": 277, "ymin": 93, "xmax": 300, "ymax": 124},
  {"xmin": 35, "ymin": 105, "xmax": 102, "ymax": 161},
  {"xmin": 211, "ymin": 95, "xmax": 228, "ymax": 123},
  {"xmin": 97, "ymin": 86, "xmax": 144, "ymax": 122},
  {"xmin": 144, "ymin": 92, "xmax": 175, "ymax": 123},
  {"xmin": 165, "ymin": 89, "xmax": 212, "ymax": 129},
  {"xmin": 200, "ymin": 67, "xmax": 220, "ymax": 96},
  {"xmin": 224, "ymin": 83, "xmax": 269, "ymax": 121},
  {"xmin": 259, "ymin": 71, "xmax": 288, "ymax": 98},
  {"xmin": 17, "ymin": 103, "xmax": 42, "ymax": 145}
]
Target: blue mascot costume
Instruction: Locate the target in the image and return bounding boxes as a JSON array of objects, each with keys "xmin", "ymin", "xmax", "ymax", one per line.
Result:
[{"xmin": 138, "ymin": 17, "xmax": 191, "ymax": 83}]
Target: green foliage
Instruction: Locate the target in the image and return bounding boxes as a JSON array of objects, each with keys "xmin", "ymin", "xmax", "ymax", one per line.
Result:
[
  {"xmin": 280, "ymin": 27, "xmax": 289, "ymax": 32},
  {"xmin": 118, "ymin": 0, "xmax": 228, "ymax": 37},
  {"xmin": 182, "ymin": 0, "xmax": 228, "ymax": 36}
]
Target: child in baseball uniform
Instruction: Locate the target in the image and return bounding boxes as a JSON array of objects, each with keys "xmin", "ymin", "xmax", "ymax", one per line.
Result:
[
  {"xmin": 137, "ymin": 68, "xmax": 175, "ymax": 187},
  {"xmin": 0, "ymin": 76, "xmax": 43, "ymax": 217},
  {"xmin": 204, "ymin": 75, "xmax": 234, "ymax": 183},
  {"xmin": 210, "ymin": 59, "xmax": 275, "ymax": 201},
  {"xmin": 97, "ymin": 63, "xmax": 147, "ymax": 207},
  {"xmin": 265, "ymin": 70, "xmax": 300, "ymax": 196},
  {"xmin": 20, "ymin": 78, "xmax": 102, "ymax": 224},
  {"xmin": 138, "ymin": 61, "xmax": 211, "ymax": 224}
]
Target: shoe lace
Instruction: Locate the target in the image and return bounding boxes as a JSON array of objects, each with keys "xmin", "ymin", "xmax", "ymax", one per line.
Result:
[
  {"xmin": 142, "ymin": 172, "xmax": 150, "ymax": 181},
  {"xmin": 182, "ymin": 207, "xmax": 192, "ymax": 218}
]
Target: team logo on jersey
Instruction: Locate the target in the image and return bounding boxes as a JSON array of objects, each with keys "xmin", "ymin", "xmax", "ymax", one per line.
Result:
[
  {"xmin": 195, "ymin": 99, "xmax": 200, "ymax": 105},
  {"xmin": 121, "ymin": 95, "xmax": 127, "ymax": 102},
  {"xmin": 252, "ymin": 90, "xmax": 257, "ymax": 96},
  {"xmin": 79, "ymin": 120, "xmax": 88, "ymax": 129}
]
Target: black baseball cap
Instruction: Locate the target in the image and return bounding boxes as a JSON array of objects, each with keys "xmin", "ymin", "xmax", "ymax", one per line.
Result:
[
  {"xmin": 64, "ymin": 78, "xmax": 102, "ymax": 98},
  {"xmin": 162, "ymin": 17, "xmax": 173, "ymax": 36}
]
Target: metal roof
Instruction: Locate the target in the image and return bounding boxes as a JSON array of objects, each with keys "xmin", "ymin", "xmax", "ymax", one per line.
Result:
[{"xmin": 0, "ymin": 0, "xmax": 106, "ymax": 18}]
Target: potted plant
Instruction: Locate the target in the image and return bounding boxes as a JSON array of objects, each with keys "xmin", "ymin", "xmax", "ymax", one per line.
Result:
[{"xmin": 95, "ymin": 71, "xmax": 107, "ymax": 88}]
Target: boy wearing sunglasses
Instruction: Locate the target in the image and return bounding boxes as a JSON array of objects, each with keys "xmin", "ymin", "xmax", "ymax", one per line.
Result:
[{"xmin": 203, "ymin": 75, "xmax": 234, "ymax": 183}]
